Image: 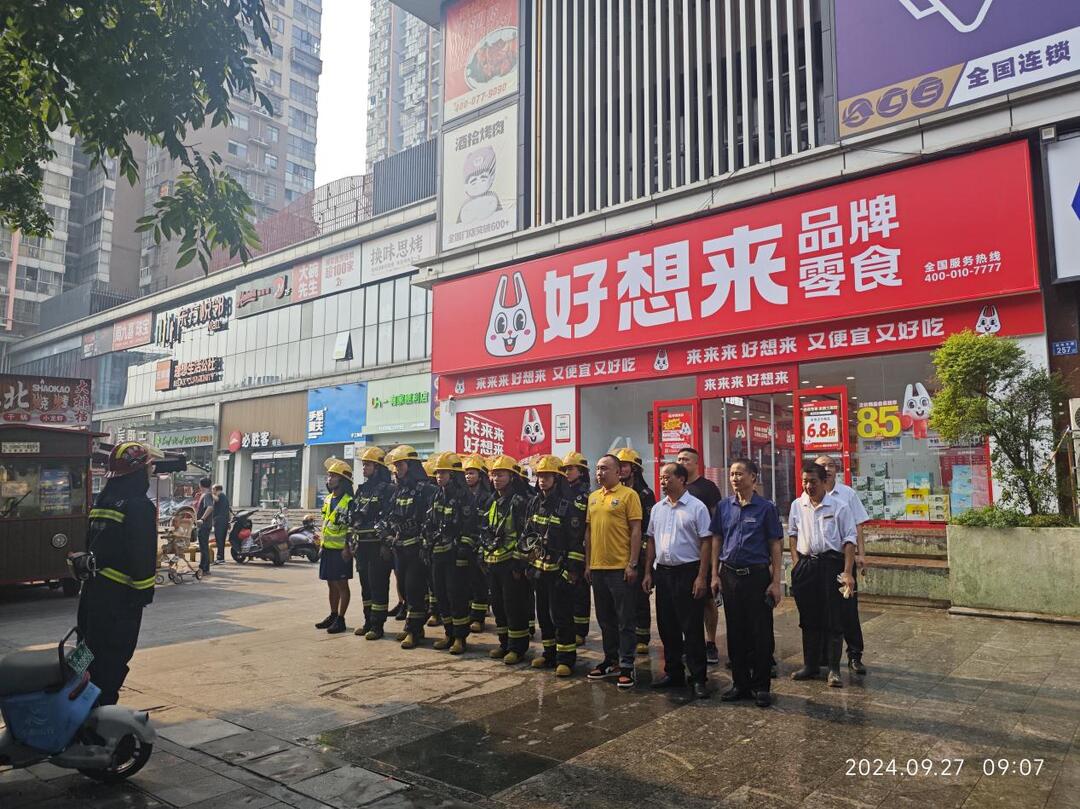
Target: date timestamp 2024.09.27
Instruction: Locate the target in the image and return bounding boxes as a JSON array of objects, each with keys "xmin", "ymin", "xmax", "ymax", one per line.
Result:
[{"xmin": 846, "ymin": 758, "xmax": 1045, "ymax": 777}]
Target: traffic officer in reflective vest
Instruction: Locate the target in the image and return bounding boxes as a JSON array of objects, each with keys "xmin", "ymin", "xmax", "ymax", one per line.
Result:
[
  {"xmin": 463, "ymin": 455, "xmax": 495, "ymax": 632},
  {"xmin": 78, "ymin": 441, "xmax": 162, "ymax": 706},
  {"xmin": 350, "ymin": 446, "xmax": 395, "ymax": 640},
  {"xmin": 561, "ymin": 451, "xmax": 592, "ymax": 644},
  {"xmin": 483, "ymin": 455, "xmax": 532, "ymax": 664},
  {"xmin": 385, "ymin": 445, "xmax": 437, "ymax": 649},
  {"xmin": 616, "ymin": 448, "xmax": 656, "ymax": 655},
  {"xmin": 316, "ymin": 458, "xmax": 354, "ymax": 635},
  {"xmin": 427, "ymin": 452, "xmax": 479, "ymax": 655},
  {"xmin": 527, "ymin": 455, "xmax": 586, "ymax": 676}
]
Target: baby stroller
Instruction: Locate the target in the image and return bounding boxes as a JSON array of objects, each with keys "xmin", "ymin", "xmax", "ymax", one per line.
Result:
[{"xmin": 156, "ymin": 508, "xmax": 203, "ymax": 584}]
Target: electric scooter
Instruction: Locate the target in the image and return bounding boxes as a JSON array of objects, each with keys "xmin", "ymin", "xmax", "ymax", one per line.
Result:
[{"xmin": 0, "ymin": 628, "xmax": 155, "ymax": 782}]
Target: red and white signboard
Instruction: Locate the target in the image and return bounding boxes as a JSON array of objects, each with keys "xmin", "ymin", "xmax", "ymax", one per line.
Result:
[
  {"xmin": 443, "ymin": 0, "xmax": 519, "ymax": 121},
  {"xmin": 697, "ymin": 365, "xmax": 797, "ymax": 398},
  {"xmin": 432, "ymin": 142, "xmax": 1038, "ymax": 376},
  {"xmin": 456, "ymin": 404, "xmax": 551, "ymax": 458},
  {"xmin": 801, "ymin": 400, "xmax": 842, "ymax": 452},
  {"xmin": 437, "ymin": 293, "xmax": 1044, "ymax": 400},
  {"xmin": 0, "ymin": 376, "xmax": 92, "ymax": 428},
  {"xmin": 658, "ymin": 408, "xmax": 696, "ymax": 459},
  {"xmin": 112, "ymin": 313, "xmax": 153, "ymax": 351}
]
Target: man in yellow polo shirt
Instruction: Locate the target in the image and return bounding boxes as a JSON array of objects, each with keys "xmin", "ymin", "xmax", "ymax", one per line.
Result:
[{"xmin": 585, "ymin": 454, "xmax": 643, "ymax": 688}]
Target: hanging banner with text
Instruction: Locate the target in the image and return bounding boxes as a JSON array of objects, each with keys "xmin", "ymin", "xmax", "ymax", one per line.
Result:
[
  {"xmin": 456, "ymin": 404, "xmax": 552, "ymax": 458},
  {"xmin": 443, "ymin": 0, "xmax": 519, "ymax": 122},
  {"xmin": 432, "ymin": 142, "xmax": 1038, "ymax": 376}
]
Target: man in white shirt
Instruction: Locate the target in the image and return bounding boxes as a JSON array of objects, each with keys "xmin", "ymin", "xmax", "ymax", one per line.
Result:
[
  {"xmin": 816, "ymin": 455, "xmax": 869, "ymax": 675},
  {"xmin": 642, "ymin": 462, "xmax": 712, "ymax": 699},
  {"xmin": 787, "ymin": 461, "xmax": 857, "ymax": 688}
]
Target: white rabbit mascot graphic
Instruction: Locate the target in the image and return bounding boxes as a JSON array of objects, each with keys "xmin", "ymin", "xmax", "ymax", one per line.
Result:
[
  {"xmin": 521, "ymin": 408, "xmax": 545, "ymax": 446},
  {"xmin": 653, "ymin": 349, "xmax": 670, "ymax": 372},
  {"xmin": 454, "ymin": 378, "xmax": 466, "ymax": 395},
  {"xmin": 900, "ymin": 382, "xmax": 933, "ymax": 439},
  {"xmin": 485, "ymin": 271, "xmax": 537, "ymax": 358},
  {"xmin": 974, "ymin": 304, "xmax": 1001, "ymax": 335}
]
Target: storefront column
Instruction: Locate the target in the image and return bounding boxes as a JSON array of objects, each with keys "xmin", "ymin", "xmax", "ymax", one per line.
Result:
[
  {"xmin": 233, "ymin": 451, "xmax": 253, "ymax": 508},
  {"xmin": 301, "ymin": 445, "xmax": 314, "ymax": 510}
]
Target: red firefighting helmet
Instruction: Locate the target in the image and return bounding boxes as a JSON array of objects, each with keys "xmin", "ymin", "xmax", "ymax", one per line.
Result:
[{"xmin": 107, "ymin": 442, "xmax": 164, "ymax": 478}]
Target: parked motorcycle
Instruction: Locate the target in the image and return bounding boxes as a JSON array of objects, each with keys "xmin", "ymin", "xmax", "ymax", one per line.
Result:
[
  {"xmin": 286, "ymin": 514, "xmax": 321, "ymax": 563},
  {"xmin": 0, "ymin": 628, "xmax": 155, "ymax": 782},
  {"xmin": 229, "ymin": 506, "xmax": 319, "ymax": 565}
]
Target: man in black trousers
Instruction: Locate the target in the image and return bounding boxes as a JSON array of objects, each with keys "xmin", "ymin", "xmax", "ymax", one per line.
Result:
[{"xmin": 710, "ymin": 458, "xmax": 784, "ymax": 707}]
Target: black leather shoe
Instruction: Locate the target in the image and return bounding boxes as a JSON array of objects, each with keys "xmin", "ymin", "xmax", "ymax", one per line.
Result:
[
  {"xmin": 790, "ymin": 666, "xmax": 821, "ymax": 681},
  {"xmin": 848, "ymin": 657, "xmax": 867, "ymax": 675},
  {"xmin": 719, "ymin": 687, "xmax": 751, "ymax": 702},
  {"xmin": 315, "ymin": 613, "xmax": 336, "ymax": 629},
  {"xmin": 326, "ymin": 616, "xmax": 347, "ymax": 634},
  {"xmin": 754, "ymin": 690, "xmax": 772, "ymax": 708},
  {"xmin": 650, "ymin": 675, "xmax": 686, "ymax": 689},
  {"xmin": 692, "ymin": 682, "xmax": 709, "ymax": 700}
]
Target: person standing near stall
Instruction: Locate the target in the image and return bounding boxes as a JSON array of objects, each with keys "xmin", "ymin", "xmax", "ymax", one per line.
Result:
[
  {"xmin": 427, "ymin": 453, "xmax": 478, "ymax": 655},
  {"xmin": 385, "ymin": 445, "xmax": 437, "ymax": 650},
  {"xmin": 562, "ymin": 451, "xmax": 592, "ymax": 644},
  {"xmin": 316, "ymin": 458, "xmax": 355, "ymax": 635},
  {"xmin": 484, "ymin": 455, "xmax": 532, "ymax": 664},
  {"xmin": 195, "ymin": 477, "xmax": 214, "ymax": 576},
  {"xmin": 616, "ymin": 448, "xmax": 655, "ymax": 655},
  {"xmin": 351, "ymin": 447, "xmax": 395, "ymax": 640},
  {"xmin": 78, "ymin": 442, "xmax": 161, "ymax": 706},
  {"xmin": 464, "ymin": 455, "xmax": 495, "ymax": 633},
  {"xmin": 211, "ymin": 484, "xmax": 230, "ymax": 564}
]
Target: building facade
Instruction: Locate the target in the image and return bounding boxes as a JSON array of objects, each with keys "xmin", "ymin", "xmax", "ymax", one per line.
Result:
[{"xmin": 366, "ymin": 0, "xmax": 442, "ymax": 169}]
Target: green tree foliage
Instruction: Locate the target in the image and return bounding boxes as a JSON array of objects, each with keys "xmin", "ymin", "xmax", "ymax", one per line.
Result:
[
  {"xmin": 931, "ymin": 331, "xmax": 1065, "ymax": 515},
  {"xmin": 0, "ymin": 0, "xmax": 273, "ymax": 272}
]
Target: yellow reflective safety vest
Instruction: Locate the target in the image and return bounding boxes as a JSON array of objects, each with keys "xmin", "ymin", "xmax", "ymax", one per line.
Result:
[{"xmin": 321, "ymin": 492, "xmax": 353, "ymax": 550}]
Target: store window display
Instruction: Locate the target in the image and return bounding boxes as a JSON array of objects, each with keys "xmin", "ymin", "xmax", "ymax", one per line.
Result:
[{"xmin": 799, "ymin": 351, "xmax": 990, "ymax": 523}]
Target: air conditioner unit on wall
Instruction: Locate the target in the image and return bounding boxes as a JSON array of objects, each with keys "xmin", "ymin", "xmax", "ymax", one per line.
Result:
[{"xmin": 1069, "ymin": 399, "xmax": 1080, "ymax": 433}]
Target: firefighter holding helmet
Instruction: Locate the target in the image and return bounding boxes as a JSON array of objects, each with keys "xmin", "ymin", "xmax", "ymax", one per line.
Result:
[
  {"xmin": 76, "ymin": 441, "xmax": 162, "ymax": 706},
  {"xmin": 315, "ymin": 457, "xmax": 355, "ymax": 634}
]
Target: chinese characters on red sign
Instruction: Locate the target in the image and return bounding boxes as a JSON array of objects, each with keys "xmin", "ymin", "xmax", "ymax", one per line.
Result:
[
  {"xmin": 697, "ymin": 365, "xmax": 797, "ymax": 398},
  {"xmin": 456, "ymin": 405, "xmax": 552, "ymax": 458},
  {"xmin": 801, "ymin": 400, "xmax": 842, "ymax": 452},
  {"xmin": 0, "ymin": 376, "xmax": 92, "ymax": 428},
  {"xmin": 432, "ymin": 142, "xmax": 1038, "ymax": 375}
]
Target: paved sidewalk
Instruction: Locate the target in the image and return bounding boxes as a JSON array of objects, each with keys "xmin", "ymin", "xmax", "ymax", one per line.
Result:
[{"xmin": 2, "ymin": 562, "xmax": 1079, "ymax": 808}]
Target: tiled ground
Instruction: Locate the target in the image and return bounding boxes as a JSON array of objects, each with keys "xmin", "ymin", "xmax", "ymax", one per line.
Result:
[{"xmin": 2, "ymin": 563, "xmax": 1078, "ymax": 808}]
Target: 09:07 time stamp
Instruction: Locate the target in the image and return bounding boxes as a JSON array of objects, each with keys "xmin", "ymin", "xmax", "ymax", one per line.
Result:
[{"xmin": 846, "ymin": 758, "xmax": 1046, "ymax": 777}]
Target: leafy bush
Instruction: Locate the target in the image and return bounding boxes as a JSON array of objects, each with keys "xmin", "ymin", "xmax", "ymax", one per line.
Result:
[{"xmin": 951, "ymin": 506, "xmax": 1076, "ymax": 528}]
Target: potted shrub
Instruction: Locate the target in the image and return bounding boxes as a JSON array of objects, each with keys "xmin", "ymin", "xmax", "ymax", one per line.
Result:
[{"xmin": 931, "ymin": 331, "xmax": 1080, "ymax": 619}]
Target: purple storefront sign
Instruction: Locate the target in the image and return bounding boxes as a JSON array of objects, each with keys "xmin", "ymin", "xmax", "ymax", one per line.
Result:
[{"xmin": 837, "ymin": 0, "xmax": 1080, "ymax": 136}]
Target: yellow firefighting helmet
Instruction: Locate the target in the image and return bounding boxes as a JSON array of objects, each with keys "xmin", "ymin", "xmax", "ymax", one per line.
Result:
[
  {"xmin": 488, "ymin": 454, "xmax": 519, "ymax": 474},
  {"xmin": 385, "ymin": 444, "xmax": 419, "ymax": 465},
  {"xmin": 560, "ymin": 451, "xmax": 589, "ymax": 471},
  {"xmin": 434, "ymin": 452, "xmax": 464, "ymax": 472},
  {"xmin": 462, "ymin": 454, "xmax": 488, "ymax": 473},
  {"xmin": 324, "ymin": 457, "xmax": 354, "ymax": 480},
  {"xmin": 358, "ymin": 446, "xmax": 387, "ymax": 467},
  {"xmin": 533, "ymin": 455, "xmax": 566, "ymax": 476},
  {"xmin": 423, "ymin": 457, "xmax": 438, "ymax": 477},
  {"xmin": 615, "ymin": 447, "xmax": 643, "ymax": 469}
]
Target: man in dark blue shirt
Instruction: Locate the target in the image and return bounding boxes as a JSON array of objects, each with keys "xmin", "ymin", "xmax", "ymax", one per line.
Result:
[{"xmin": 710, "ymin": 457, "xmax": 783, "ymax": 707}]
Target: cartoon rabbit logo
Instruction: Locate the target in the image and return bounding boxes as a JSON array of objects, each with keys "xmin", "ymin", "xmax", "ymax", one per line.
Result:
[
  {"xmin": 485, "ymin": 272, "xmax": 536, "ymax": 358},
  {"xmin": 974, "ymin": 304, "xmax": 1001, "ymax": 335},
  {"xmin": 454, "ymin": 378, "xmax": 466, "ymax": 395},
  {"xmin": 521, "ymin": 408, "xmax": 545, "ymax": 445},
  {"xmin": 900, "ymin": 382, "xmax": 933, "ymax": 439},
  {"xmin": 653, "ymin": 349, "xmax": 670, "ymax": 372}
]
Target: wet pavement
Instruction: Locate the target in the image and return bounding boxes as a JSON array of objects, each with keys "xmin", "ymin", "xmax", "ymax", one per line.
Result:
[{"xmin": 1, "ymin": 563, "xmax": 1079, "ymax": 808}]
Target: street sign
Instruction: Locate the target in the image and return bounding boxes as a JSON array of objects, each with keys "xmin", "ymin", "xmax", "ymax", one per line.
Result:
[{"xmin": 1052, "ymin": 340, "xmax": 1078, "ymax": 356}]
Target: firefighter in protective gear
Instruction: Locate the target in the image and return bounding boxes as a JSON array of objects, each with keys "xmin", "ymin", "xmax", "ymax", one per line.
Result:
[
  {"xmin": 526, "ymin": 455, "xmax": 586, "ymax": 676},
  {"xmin": 483, "ymin": 455, "xmax": 532, "ymax": 664},
  {"xmin": 385, "ymin": 445, "xmax": 437, "ymax": 649},
  {"xmin": 77, "ymin": 442, "xmax": 162, "ymax": 706},
  {"xmin": 426, "ymin": 453, "xmax": 479, "ymax": 654},
  {"xmin": 463, "ymin": 455, "xmax": 494, "ymax": 632},
  {"xmin": 350, "ymin": 447, "xmax": 395, "ymax": 640},
  {"xmin": 316, "ymin": 458, "xmax": 355, "ymax": 634},
  {"xmin": 562, "ymin": 451, "xmax": 593, "ymax": 644},
  {"xmin": 422, "ymin": 455, "xmax": 441, "ymax": 627},
  {"xmin": 616, "ymin": 448, "xmax": 656, "ymax": 654}
]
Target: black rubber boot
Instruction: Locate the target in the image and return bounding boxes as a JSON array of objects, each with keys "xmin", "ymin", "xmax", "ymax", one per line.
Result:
[{"xmin": 826, "ymin": 634, "xmax": 844, "ymax": 687}]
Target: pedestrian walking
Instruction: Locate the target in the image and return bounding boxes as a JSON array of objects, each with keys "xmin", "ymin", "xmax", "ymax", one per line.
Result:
[
  {"xmin": 427, "ymin": 453, "xmax": 478, "ymax": 655},
  {"xmin": 815, "ymin": 455, "xmax": 870, "ymax": 675},
  {"xmin": 195, "ymin": 477, "xmax": 214, "ymax": 575},
  {"xmin": 642, "ymin": 462, "xmax": 712, "ymax": 699},
  {"xmin": 315, "ymin": 458, "xmax": 354, "ymax": 634},
  {"xmin": 351, "ymin": 447, "xmax": 395, "ymax": 640},
  {"xmin": 616, "ymin": 448, "xmax": 656, "ymax": 656},
  {"xmin": 676, "ymin": 447, "xmax": 723, "ymax": 666},
  {"xmin": 483, "ymin": 455, "xmax": 533, "ymax": 664},
  {"xmin": 526, "ymin": 455, "xmax": 586, "ymax": 676},
  {"xmin": 561, "ymin": 451, "xmax": 593, "ymax": 644},
  {"xmin": 788, "ymin": 461, "xmax": 857, "ymax": 688},
  {"xmin": 585, "ymin": 454, "xmax": 643, "ymax": 689},
  {"xmin": 711, "ymin": 458, "xmax": 784, "ymax": 707},
  {"xmin": 211, "ymin": 484, "xmax": 230, "ymax": 563}
]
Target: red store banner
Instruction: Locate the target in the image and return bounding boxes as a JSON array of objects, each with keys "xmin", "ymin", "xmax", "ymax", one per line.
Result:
[
  {"xmin": 438, "ymin": 293, "xmax": 1044, "ymax": 400},
  {"xmin": 697, "ymin": 365, "xmax": 798, "ymax": 398},
  {"xmin": 456, "ymin": 405, "xmax": 552, "ymax": 458},
  {"xmin": 432, "ymin": 141, "xmax": 1038, "ymax": 376}
]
